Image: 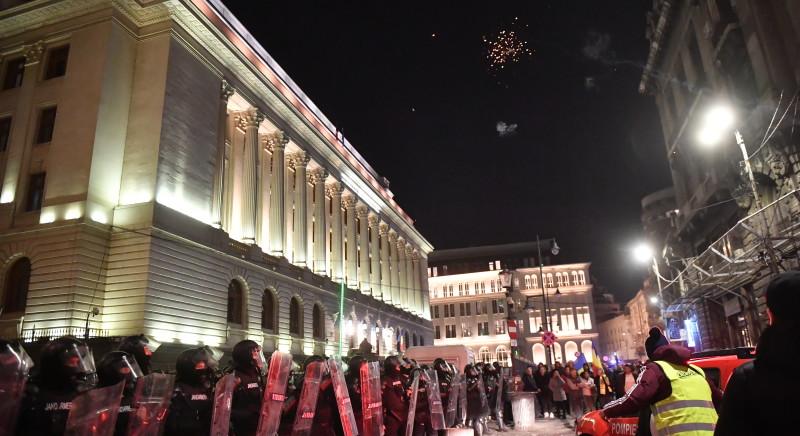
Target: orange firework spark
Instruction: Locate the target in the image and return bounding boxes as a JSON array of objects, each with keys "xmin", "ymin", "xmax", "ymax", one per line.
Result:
[{"xmin": 483, "ymin": 29, "xmax": 533, "ymax": 71}]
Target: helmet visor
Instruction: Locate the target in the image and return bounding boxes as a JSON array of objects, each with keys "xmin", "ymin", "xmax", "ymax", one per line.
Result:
[
  {"xmin": 143, "ymin": 336, "xmax": 161, "ymax": 356},
  {"xmin": 200, "ymin": 346, "xmax": 224, "ymax": 370},
  {"xmin": 119, "ymin": 354, "xmax": 144, "ymax": 383},
  {"xmin": 0, "ymin": 342, "xmax": 34, "ymax": 376},
  {"xmin": 62, "ymin": 343, "xmax": 97, "ymax": 375}
]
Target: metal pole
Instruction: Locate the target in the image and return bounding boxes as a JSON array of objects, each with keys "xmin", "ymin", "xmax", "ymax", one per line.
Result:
[
  {"xmin": 537, "ymin": 234, "xmax": 554, "ymax": 367},
  {"xmin": 736, "ymin": 130, "xmax": 779, "ymax": 274},
  {"xmin": 652, "ymin": 258, "xmax": 665, "ymax": 322}
]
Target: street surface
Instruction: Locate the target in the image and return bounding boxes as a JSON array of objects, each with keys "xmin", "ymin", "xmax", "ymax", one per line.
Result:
[{"xmin": 486, "ymin": 418, "xmax": 576, "ymax": 436}]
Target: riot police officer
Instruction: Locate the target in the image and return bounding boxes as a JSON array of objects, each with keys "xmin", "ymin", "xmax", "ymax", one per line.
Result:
[
  {"xmin": 433, "ymin": 358, "xmax": 452, "ymax": 414},
  {"xmin": 311, "ymin": 355, "xmax": 342, "ymax": 436},
  {"xmin": 97, "ymin": 350, "xmax": 144, "ymax": 435},
  {"xmin": 346, "ymin": 355, "xmax": 366, "ymax": 435},
  {"xmin": 484, "ymin": 363, "xmax": 506, "ymax": 431},
  {"xmin": 165, "ymin": 346, "xmax": 219, "ymax": 436},
  {"xmin": 465, "ymin": 364, "xmax": 490, "ymax": 436},
  {"xmin": 16, "ymin": 336, "xmax": 98, "ymax": 436},
  {"xmin": 382, "ymin": 355, "xmax": 409, "ymax": 436},
  {"xmin": 230, "ymin": 340, "xmax": 265, "ymax": 436},
  {"xmin": 119, "ymin": 334, "xmax": 157, "ymax": 375},
  {"xmin": 412, "ymin": 364, "xmax": 435, "ymax": 436}
]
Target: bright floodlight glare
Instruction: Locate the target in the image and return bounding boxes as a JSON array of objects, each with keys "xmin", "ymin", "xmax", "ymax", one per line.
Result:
[
  {"xmin": 633, "ymin": 243, "xmax": 654, "ymax": 264},
  {"xmin": 698, "ymin": 105, "xmax": 735, "ymax": 146},
  {"xmin": 649, "ymin": 296, "xmax": 659, "ymax": 305}
]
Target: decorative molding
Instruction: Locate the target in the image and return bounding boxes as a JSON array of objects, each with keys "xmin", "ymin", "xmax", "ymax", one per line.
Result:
[
  {"xmin": 325, "ymin": 181, "xmax": 344, "ymax": 198},
  {"xmin": 23, "ymin": 41, "xmax": 45, "ymax": 65},
  {"xmin": 342, "ymin": 195, "xmax": 358, "ymax": 209},
  {"xmin": 264, "ymin": 131, "xmax": 290, "ymax": 151},
  {"xmin": 355, "ymin": 203, "xmax": 370, "ymax": 219},
  {"xmin": 367, "ymin": 213, "xmax": 380, "ymax": 227},
  {"xmin": 221, "ymin": 79, "xmax": 235, "ymax": 102},
  {"xmin": 241, "ymin": 108, "xmax": 264, "ymax": 127},
  {"xmin": 287, "ymin": 151, "xmax": 310, "ymax": 170},
  {"xmin": 379, "ymin": 222, "xmax": 390, "ymax": 235},
  {"xmin": 308, "ymin": 168, "xmax": 328, "ymax": 185}
]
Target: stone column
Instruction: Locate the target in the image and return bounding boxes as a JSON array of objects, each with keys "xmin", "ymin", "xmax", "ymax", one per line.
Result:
[
  {"xmin": 368, "ymin": 213, "xmax": 381, "ymax": 298},
  {"xmin": 211, "ymin": 80, "xmax": 234, "ymax": 229},
  {"xmin": 289, "ymin": 151, "xmax": 310, "ymax": 266},
  {"xmin": 310, "ymin": 168, "xmax": 328, "ymax": 275},
  {"xmin": 419, "ymin": 255, "xmax": 431, "ymax": 319},
  {"xmin": 396, "ymin": 237, "xmax": 408, "ymax": 310},
  {"xmin": 241, "ymin": 109, "xmax": 264, "ymax": 244},
  {"xmin": 379, "ymin": 222, "xmax": 392, "ymax": 304},
  {"xmin": 327, "ymin": 182, "xmax": 344, "ymax": 281},
  {"xmin": 389, "ymin": 230, "xmax": 401, "ymax": 307},
  {"xmin": 357, "ymin": 203, "xmax": 370, "ymax": 293},
  {"xmin": 412, "ymin": 250, "xmax": 421, "ymax": 316},
  {"xmin": 405, "ymin": 244, "xmax": 415, "ymax": 313},
  {"xmin": 267, "ymin": 132, "xmax": 289, "ymax": 256},
  {"xmin": 343, "ymin": 195, "xmax": 359, "ymax": 287}
]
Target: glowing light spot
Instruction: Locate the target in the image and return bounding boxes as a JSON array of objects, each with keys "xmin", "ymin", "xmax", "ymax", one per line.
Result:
[
  {"xmin": 39, "ymin": 211, "xmax": 56, "ymax": 224},
  {"xmin": 179, "ymin": 332, "xmax": 199, "ymax": 345},
  {"xmin": 0, "ymin": 190, "xmax": 14, "ymax": 204},
  {"xmin": 278, "ymin": 336, "xmax": 292, "ymax": 353},
  {"xmin": 90, "ymin": 210, "xmax": 108, "ymax": 224},
  {"xmin": 156, "ymin": 188, "xmax": 212, "ymax": 225},
  {"xmin": 65, "ymin": 208, "xmax": 82, "ymax": 220},
  {"xmin": 152, "ymin": 330, "xmax": 175, "ymax": 344}
]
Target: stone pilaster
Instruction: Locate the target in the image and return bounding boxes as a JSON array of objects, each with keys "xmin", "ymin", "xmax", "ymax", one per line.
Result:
[
  {"xmin": 356, "ymin": 203, "xmax": 370, "ymax": 294},
  {"xmin": 288, "ymin": 151, "xmax": 311, "ymax": 266},
  {"xmin": 389, "ymin": 231, "xmax": 401, "ymax": 307},
  {"xmin": 327, "ymin": 182, "xmax": 345, "ymax": 281},
  {"xmin": 343, "ymin": 195, "xmax": 359, "ymax": 287},
  {"xmin": 368, "ymin": 214, "xmax": 381, "ymax": 299},
  {"xmin": 310, "ymin": 168, "xmax": 329, "ymax": 275},
  {"xmin": 241, "ymin": 109, "xmax": 264, "ymax": 243},
  {"xmin": 405, "ymin": 244, "xmax": 415, "ymax": 313},
  {"xmin": 379, "ymin": 222, "xmax": 392, "ymax": 304},
  {"xmin": 411, "ymin": 249, "xmax": 421, "ymax": 316},
  {"xmin": 419, "ymin": 254, "xmax": 431, "ymax": 319},
  {"xmin": 211, "ymin": 80, "xmax": 234, "ymax": 229},
  {"xmin": 396, "ymin": 236, "xmax": 407, "ymax": 310},
  {"xmin": 266, "ymin": 131, "xmax": 289, "ymax": 256}
]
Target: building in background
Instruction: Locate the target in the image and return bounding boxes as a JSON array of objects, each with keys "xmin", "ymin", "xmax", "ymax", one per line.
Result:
[
  {"xmin": 0, "ymin": 0, "xmax": 432, "ymax": 357},
  {"xmin": 428, "ymin": 241, "xmax": 598, "ymax": 367},
  {"xmin": 640, "ymin": 0, "xmax": 800, "ymax": 351},
  {"xmin": 598, "ymin": 313, "xmax": 637, "ymax": 362}
]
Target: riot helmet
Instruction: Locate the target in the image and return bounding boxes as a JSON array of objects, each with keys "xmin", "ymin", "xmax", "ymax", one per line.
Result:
[
  {"xmin": 39, "ymin": 336, "xmax": 97, "ymax": 392},
  {"xmin": 175, "ymin": 346, "xmax": 220, "ymax": 389},
  {"xmin": 97, "ymin": 351, "xmax": 143, "ymax": 396},
  {"xmin": 119, "ymin": 334, "xmax": 160, "ymax": 375},
  {"xmin": 232, "ymin": 340, "xmax": 265, "ymax": 374},
  {"xmin": 384, "ymin": 355, "xmax": 403, "ymax": 376}
]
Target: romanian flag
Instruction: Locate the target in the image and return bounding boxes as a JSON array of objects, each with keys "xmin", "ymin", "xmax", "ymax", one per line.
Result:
[{"xmin": 592, "ymin": 344, "xmax": 603, "ymax": 372}]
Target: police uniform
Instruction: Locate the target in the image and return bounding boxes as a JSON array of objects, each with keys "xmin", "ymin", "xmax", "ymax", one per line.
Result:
[{"xmin": 382, "ymin": 373, "xmax": 409, "ymax": 436}]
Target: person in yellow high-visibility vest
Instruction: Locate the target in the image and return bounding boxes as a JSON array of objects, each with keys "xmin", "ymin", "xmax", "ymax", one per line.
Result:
[{"xmin": 600, "ymin": 327, "xmax": 722, "ymax": 435}]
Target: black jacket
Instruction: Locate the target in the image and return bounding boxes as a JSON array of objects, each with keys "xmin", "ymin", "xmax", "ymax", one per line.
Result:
[
  {"xmin": 715, "ymin": 322, "xmax": 800, "ymax": 436},
  {"xmin": 521, "ymin": 373, "xmax": 538, "ymax": 392}
]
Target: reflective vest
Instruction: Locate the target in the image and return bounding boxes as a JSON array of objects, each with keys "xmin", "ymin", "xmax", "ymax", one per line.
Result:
[{"xmin": 650, "ymin": 361, "xmax": 718, "ymax": 436}]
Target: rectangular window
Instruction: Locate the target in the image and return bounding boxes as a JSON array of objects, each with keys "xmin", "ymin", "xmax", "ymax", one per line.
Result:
[
  {"xmin": 495, "ymin": 319, "xmax": 506, "ymax": 335},
  {"xmin": 465, "ymin": 303, "xmax": 471, "ymax": 316},
  {"xmin": 449, "ymin": 304, "xmax": 455, "ymax": 318},
  {"xmin": 489, "ymin": 262, "xmax": 495, "ymax": 271},
  {"xmin": 492, "ymin": 300, "xmax": 498, "ymax": 314},
  {"xmin": 498, "ymin": 300, "xmax": 505, "ymax": 314},
  {"xmin": 459, "ymin": 303, "xmax": 465, "ymax": 317},
  {"xmin": 560, "ymin": 307, "xmax": 576, "ymax": 331},
  {"xmin": 461, "ymin": 323, "xmax": 471, "ymax": 337},
  {"xmin": 433, "ymin": 306, "xmax": 440, "ymax": 319},
  {"xmin": 576, "ymin": 306, "xmax": 592, "ymax": 330},
  {"xmin": 0, "ymin": 116, "xmax": 11, "ymax": 152},
  {"xmin": 36, "ymin": 107, "xmax": 57, "ymax": 144},
  {"xmin": 445, "ymin": 324, "xmax": 457, "ymax": 338},
  {"xmin": 478, "ymin": 321, "xmax": 489, "ymax": 336},
  {"xmin": 44, "ymin": 45, "xmax": 69, "ymax": 80},
  {"xmin": 443, "ymin": 304, "xmax": 450, "ymax": 318},
  {"xmin": 435, "ymin": 326, "xmax": 441, "ymax": 339},
  {"xmin": 2, "ymin": 57, "xmax": 24, "ymax": 90},
  {"xmin": 529, "ymin": 310, "xmax": 542, "ymax": 333},
  {"xmin": 25, "ymin": 172, "xmax": 45, "ymax": 211}
]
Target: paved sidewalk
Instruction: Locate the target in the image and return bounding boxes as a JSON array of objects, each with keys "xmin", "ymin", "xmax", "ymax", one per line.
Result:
[{"xmin": 482, "ymin": 417, "xmax": 577, "ymax": 436}]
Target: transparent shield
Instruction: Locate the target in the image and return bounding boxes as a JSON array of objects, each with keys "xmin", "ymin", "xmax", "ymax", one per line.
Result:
[
  {"xmin": 425, "ymin": 369, "xmax": 445, "ymax": 430},
  {"xmin": 404, "ymin": 371, "xmax": 420, "ymax": 436},
  {"xmin": 255, "ymin": 351, "xmax": 293, "ymax": 436},
  {"xmin": 457, "ymin": 376, "xmax": 467, "ymax": 426},
  {"xmin": 0, "ymin": 343, "xmax": 33, "ymax": 435},
  {"xmin": 444, "ymin": 374, "xmax": 459, "ymax": 428},
  {"xmin": 291, "ymin": 360, "xmax": 326, "ymax": 436},
  {"xmin": 64, "ymin": 381, "xmax": 125, "ymax": 436},
  {"xmin": 328, "ymin": 358, "xmax": 359, "ymax": 436},
  {"xmin": 359, "ymin": 361, "xmax": 383, "ymax": 436},
  {"xmin": 210, "ymin": 374, "xmax": 237, "ymax": 436},
  {"xmin": 477, "ymin": 377, "xmax": 489, "ymax": 415},
  {"xmin": 127, "ymin": 373, "xmax": 176, "ymax": 436},
  {"xmin": 494, "ymin": 374, "xmax": 504, "ymax": 412}
]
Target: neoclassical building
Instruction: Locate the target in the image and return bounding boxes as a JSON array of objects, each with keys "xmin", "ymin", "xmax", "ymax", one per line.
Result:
[{"xmin": 0, "ymin": 0, "xmax": 433, "ymax": 356}]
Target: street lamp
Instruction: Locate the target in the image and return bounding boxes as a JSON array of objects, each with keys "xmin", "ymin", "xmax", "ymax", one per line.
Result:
[
  {"xmin": 632, "ymin": 242, "xmax": 665, "ymax": 319},
  {"xmin": 695, "ymin": 102, "xmax": 779, "ymax": 273}
]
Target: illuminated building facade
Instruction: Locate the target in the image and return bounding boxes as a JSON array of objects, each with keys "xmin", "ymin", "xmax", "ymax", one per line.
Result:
[
  {"xmin": 428, "ymin": 242, "xmax": 599, "ymax": 367},
  {"xmin": 0, "ymin": 0, "xmax": 433, "ymax": 356}
]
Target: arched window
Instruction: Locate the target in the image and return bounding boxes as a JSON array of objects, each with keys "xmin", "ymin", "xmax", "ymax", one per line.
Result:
[
  {"xmin": 552, "ymin": 342, "xmax": 563, "ymax": 363},
  {"xmin": 495, "ymin": 345, "xmax": 510, "ymax": 367},
  {"xmin": 226, "ymin": 280, "xmax": 243, "ymax": 324},
  {"xmin": 524, "ymin": 275, "xmax": 531, "ymax": 289},
  {"xmin": 3, "ymin": 257, "xmax": 31, "ymax": 313},
  {"xmin": 578, "ymin": 271, "xmax": 586, "ymax": 285},
  {"xmin": 290, "ymin": 297, "xmax": 302, "ymax": 336},
  {"xmin": 312, "ymin": 304, "xmax": 324, "ymax": 340},
  {"xmin": 562, "ymin": 272, "xmax": 570, "ymax": 286},
  {"xmin": 581, "ymin": 340, "xmax": 594, "ymax": 363},
  {"xmin": 478, "ymin": 346, "xmax": 493, "ymax": 363},
  {"xmin": 262, "ymin": 291, "xmax": 275, "ymax": 331},
  {"xmin": 565, "ymin": 341, "xmax": 579, "ymax": 363},
  {"xmin": 571, "ymin": 271, "xmax": 579, "ymax": 285},
  {"xmin": 555, "ymin": 272, "xmax": 563, "ymax": 286},
  {"xmin": 546, "ymin": 273, "xmax": 554, "ymax": 287},
  {"xmin": 531, "ymin": 274, "xmax": 538, "ymax": 288},
  {"xmin": 532, "ymin": 344, "xmax": 546, "ymax": 365},
  {"xmin": 412, "ymin": 333, "xmax": 418, "ymax": 346}
]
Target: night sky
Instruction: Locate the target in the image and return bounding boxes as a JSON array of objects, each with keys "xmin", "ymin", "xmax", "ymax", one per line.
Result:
[{"xmin": 224, "ymin": 1, "xmax": 672, "ymax": 302}]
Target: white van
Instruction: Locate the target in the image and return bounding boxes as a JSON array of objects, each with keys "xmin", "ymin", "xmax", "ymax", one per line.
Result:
[{"xmin": 404, "ymin": 345, "xmax": 474, "ymax": 371}]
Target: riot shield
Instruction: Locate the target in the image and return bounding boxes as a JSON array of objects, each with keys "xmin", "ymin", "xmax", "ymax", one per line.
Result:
[
  {"xmin": 127, "ymin": 373, "xmax": 176, "ymax": 436},
  {"xmin": 476, "ymin": 377, "xmax": 489, "ymax": 415},
  {"xmin": 494, "ymin": 373, "xmax": 504, "ymax": 412},
  {"xmin": 0, "ymin": 342, "xmax": 34, "ymax": 436},
  {"xmin": 64, "ymin": 381, "xmax": 125, "ymax": 436},
  {"xmin": 444, "ymin": 374, "xmax": 459, "ymax": 428},
  {"xmin": 291, "ymin": 360, "xmax": 326, "ymax": 436},
  {"xmin": 457, "ymin": 375, "xmax": 467, "ymax": 426},
  {"xmin": 256, "ymin": 351, "xmax": 293, "ymax": 436},
  {"xmin": 425, "ymin": 369, "xmax": 445, "ymax": 430},
  {"xmin": 328, "ymin": 358, "xmax": 359, "ymax": 436},
  {"xmin": 403, "ymin": 371, "xmax": 420, "ymax": 436},
  {"xmin": 359, "ymin": 361, "xmax": 383, "ymax": 436},
  {"xmin": 210, "ymin": 373, "xmax": 237, "ymax": 436}
]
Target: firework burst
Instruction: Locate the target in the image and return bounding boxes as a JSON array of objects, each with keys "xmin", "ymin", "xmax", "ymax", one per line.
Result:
[{"xmin": 483, "ymin": 29, "xmax": 533, "ymax": 71}]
